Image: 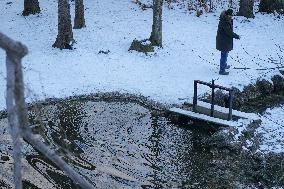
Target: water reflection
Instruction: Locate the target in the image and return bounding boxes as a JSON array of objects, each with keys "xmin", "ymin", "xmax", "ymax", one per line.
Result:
[
  {"xmin": 51, "ymin": 101, "xmax": 87, "ymax": 154},
  {"xmin": 0, "ymin": 100, "xmax": 212, "ymax": 189},
  {"xmin": 26, "ymin": 155, "xmax": 81, "ymax": 189}
]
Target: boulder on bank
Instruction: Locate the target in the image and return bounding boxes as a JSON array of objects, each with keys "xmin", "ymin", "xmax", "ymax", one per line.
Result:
[
  {"xmin": 271, "ymin": 75, "xmax": 284, "ymax": 92},
  {"xmin": 255, "ymin": 79, "xmax": 274, "ymax": 95},
  {"xmin": 129, "ymin": 39, "xmax": 154, "ymax": 54}
]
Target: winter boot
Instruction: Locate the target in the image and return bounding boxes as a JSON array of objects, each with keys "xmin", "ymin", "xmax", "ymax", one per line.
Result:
[{"xmin": 219, "ymin": 71, "xmax": 229, "ymax": 75}]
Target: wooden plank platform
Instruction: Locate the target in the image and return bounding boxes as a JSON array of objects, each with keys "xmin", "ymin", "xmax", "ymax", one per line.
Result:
[
  {"xmin": 193, "ymin": 105, "xmax": 236, "ymax": 120},
  {"xmin": 191, "ymin": 101, "xmax": 259, "ymax": 120},
  {"xmin": 169, "ymin": 107, "xmax": 238, "ymax": 127},
  {"xmin": 169, "ymin": 101, "xmax": 259, "ymax": 127}
]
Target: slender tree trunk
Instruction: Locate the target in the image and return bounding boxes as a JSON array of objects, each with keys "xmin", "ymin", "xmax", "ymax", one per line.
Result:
[
  {"xmin": 209, "ymin": 0, "xmax": 213, "ymax": 12},
  {"xmin": 150, "ymin": 0, "xmax": 163, "ymax": 47},
  {"xmin": 237, "ymin": 0, "xmax": 254, "ymax": 18},
  {"xmin": 229, "ymin": 0, "xmax": 233, "ymax": 8},
  {"xmin": 22, "ymin": 0, "xmax": 40, "ymax": 16},
  {"xmin": 53, "ymin": 0, "xmax": 74, "ymax": 49},
  {"xmin": 259, "ymin": 0, "xmax": 284, "ymax": 12},
  {"xmin": 74, "ymin": 0, "xmax": 86, "ymax": 29}
]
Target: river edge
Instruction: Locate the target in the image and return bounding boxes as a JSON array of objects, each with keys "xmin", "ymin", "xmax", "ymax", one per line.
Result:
[{"xmin": 0, "ymin": 76, "xmax": 284, "ymax": 188}]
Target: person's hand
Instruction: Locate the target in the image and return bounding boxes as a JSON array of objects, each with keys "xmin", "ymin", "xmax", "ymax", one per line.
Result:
[{"xmin": 236, "ymin": 35, "xmax": 241, "ymax": 40}]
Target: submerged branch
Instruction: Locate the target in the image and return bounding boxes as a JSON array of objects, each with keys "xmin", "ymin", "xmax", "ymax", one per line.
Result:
[{"xmin": 22, "ymin": 130, "xmax": 96, "ymax": 189}]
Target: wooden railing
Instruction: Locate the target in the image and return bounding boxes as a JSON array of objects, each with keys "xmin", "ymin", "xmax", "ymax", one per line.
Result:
[
  {"xmin": 0, "ymin": 32, "xmax": 95, "ymax": 189},
  {"xmin": 193, "ymin": 79, "xmax": 234, "ymax": 120}
]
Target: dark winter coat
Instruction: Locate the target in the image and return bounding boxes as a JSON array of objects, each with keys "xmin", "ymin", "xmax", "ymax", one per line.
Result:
[{"xmin": 216, "ymin": 11, "xmax": 239, "ymax": 52}]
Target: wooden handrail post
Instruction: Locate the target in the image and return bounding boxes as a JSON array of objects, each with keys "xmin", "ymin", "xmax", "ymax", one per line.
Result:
[
  {"xmin": 193, "ymin": 80, "xmax": 198, "ymax": 111},
  {"xmin": 1, "ymin": 32, "xmax": 95, "ymax": 189},
  {"xmin": 6, "ymin": 53, "xmax": 23, "ymax": 189},
  {"xmin": 0, "ymin": 33, "xmax": 28, "ymax": 58},
  {"xmin": 228, "ymin": 90, "xmax": 233, "ymax": 120},
  {"xmin": 210, "ymin": 79, "xmax": 215, "ymax": 117},
  {"xmin": 194, "ymin": 79, "xmax": 234, "ymax": 121}
]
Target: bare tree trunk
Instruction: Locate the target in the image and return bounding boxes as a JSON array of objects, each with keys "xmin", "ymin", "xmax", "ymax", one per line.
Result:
[
  {"xmin": 22, "ymin": 0, "xmax": 40, "ymax": 16},
  {"xmin": 259, "ymin": 0, "xmax": 284, "ymax": 12},
  {"xmin": 74, "ymin": 0, "xmax": 86, "ymax": 29},
  {"xmin": 150, "ymin": 0, "xmax": 163, "ymax": 47},
  {"xmin": 53, "ymin": 0, "xmax": 74, "ymax": 49},
  {"xmin": 209, "ymin": 0, "xmax": 213, "ymax": 12},
  {"xmin": 237, "ymin": 0, "xmax": 254, "ymax": 18},
  {"xmin": 229, "ymin": 0, "xmax": 233, "ymax": 8}
]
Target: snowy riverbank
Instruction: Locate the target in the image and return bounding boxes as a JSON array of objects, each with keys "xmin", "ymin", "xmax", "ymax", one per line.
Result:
[{"xmin": 0, "ymin": 0, "xmax": 284, "ymax": 153}]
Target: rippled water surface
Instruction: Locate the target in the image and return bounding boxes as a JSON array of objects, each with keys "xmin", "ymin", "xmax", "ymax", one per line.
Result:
[{"xmin": 0, "ymin": 100, "xmax": 213, "ymax": 189}]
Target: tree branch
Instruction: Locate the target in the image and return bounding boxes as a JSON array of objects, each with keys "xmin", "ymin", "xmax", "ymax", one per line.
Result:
[
  {"xmin": 22, "ymin": 130, "xmax": 96, "ymax": 189},
  {"xmin": 233, "ymin": 66, "xmax": 284, "ymax": 70}
]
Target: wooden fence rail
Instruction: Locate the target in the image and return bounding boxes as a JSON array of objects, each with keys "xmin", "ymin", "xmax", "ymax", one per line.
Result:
[
  {"xmin": 193, "ymin": 79, "xmax": 234, "ymax": 120},
  {"xmin": 0, "ymin": 32, "xmax": 95, "ymax": 189}
]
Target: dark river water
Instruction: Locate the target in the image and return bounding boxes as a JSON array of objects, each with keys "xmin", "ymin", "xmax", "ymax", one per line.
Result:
[
  {"xmin": 0, "ymin": 100, "xmax": 214, "ymax": 189},
  {"xmin": 0, "ymin": 99, "xmax": 282, "ymax": 189}
]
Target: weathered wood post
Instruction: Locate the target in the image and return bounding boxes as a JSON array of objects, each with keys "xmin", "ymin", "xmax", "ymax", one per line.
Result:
[
  {"xmin": 0, "ymin": 32, "xmax": 28, "ymax": 189},
  {"xmin": 1, "ymin": 32, "xmax": 96, "ymax": 189},
  {"xmin": 210, "ymin": 79, "xmax": 215, "ymax": 117},
  {"xmin": 228, "ymin": 89, "xmax": 233, "ymax": 120},
  {"xmin": 193, "ymin": 80, "xmax": 198, "ymax": 112}
]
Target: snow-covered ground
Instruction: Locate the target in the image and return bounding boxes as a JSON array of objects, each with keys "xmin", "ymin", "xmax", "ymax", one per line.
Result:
[
  {"xmin": 0, "ymin": 0, "xmax": 284, "ymax": 153},
  {"xmin": 257, "ymin": 105, "xmax": 284, "ymax": 153}
]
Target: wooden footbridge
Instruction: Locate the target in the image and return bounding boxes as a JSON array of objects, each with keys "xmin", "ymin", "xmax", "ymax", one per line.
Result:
[{"xmin": 170, "ymin": 80, "xmax": 258, "ymax": 127}]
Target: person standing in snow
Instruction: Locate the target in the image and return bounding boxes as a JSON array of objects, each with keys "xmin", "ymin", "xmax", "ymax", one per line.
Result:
[{"xmin": 216, "ymin": 9, "xmax": 240, "ymax": 75}]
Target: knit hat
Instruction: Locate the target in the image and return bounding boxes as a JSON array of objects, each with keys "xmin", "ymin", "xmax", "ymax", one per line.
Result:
[{"xmin": 225, "ymin": 9, "xmax": 233, "ymax": 16}]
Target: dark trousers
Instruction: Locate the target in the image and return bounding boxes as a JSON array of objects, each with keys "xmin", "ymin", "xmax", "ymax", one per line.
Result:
[{"xmin": 219, "ymin": 51, "xmax": 228, "ymax": 73}]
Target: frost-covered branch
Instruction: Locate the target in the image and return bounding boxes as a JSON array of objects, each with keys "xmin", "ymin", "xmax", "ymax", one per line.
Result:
[
  {"xmin": 234, "ymin": 45, "xmax": 284, "ymax": 72},
  {"xmin": 233, "ymin": 66, "xmax": 284, "ymax": 70}
]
